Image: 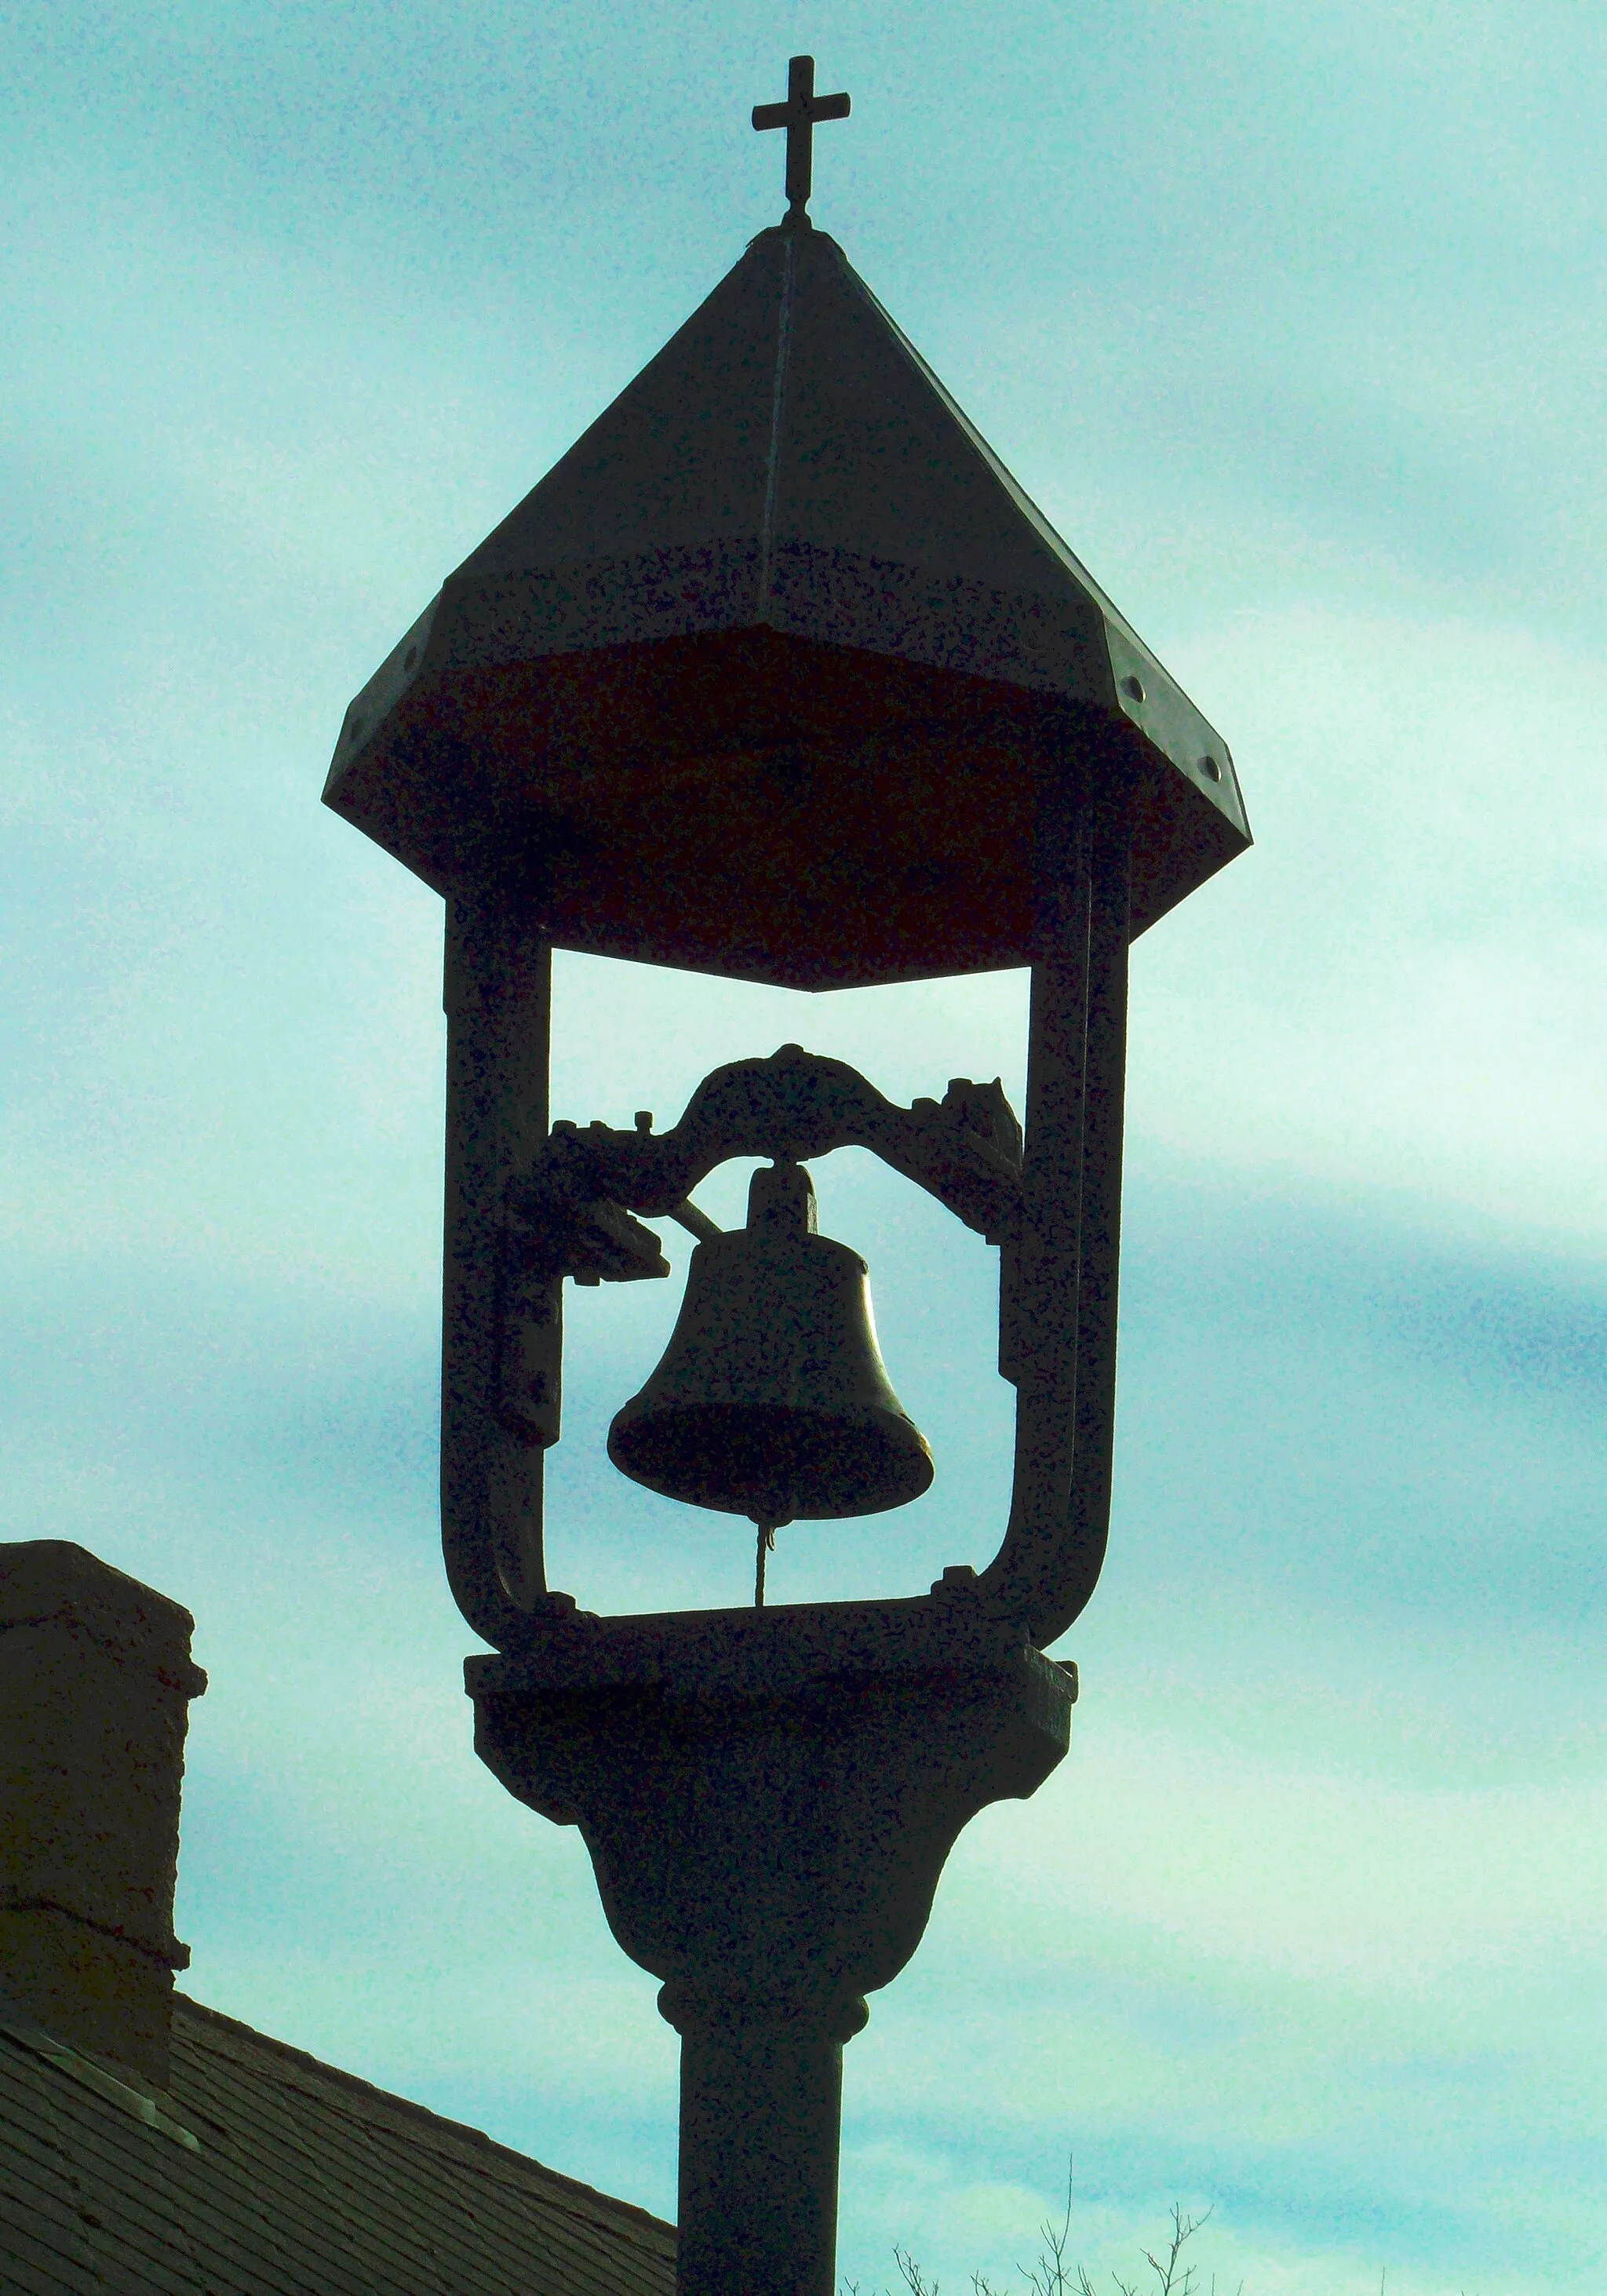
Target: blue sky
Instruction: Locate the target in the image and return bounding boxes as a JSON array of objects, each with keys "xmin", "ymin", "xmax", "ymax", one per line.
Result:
[{"xmin": 5, "ymin": 3, "xmax": 1606, "ymax": 2291}]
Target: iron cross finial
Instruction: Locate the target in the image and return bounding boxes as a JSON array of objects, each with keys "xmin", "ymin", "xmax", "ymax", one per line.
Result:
[{"xmin": 752, "ymin": 55, "xmax": 851, "ymax": 227}]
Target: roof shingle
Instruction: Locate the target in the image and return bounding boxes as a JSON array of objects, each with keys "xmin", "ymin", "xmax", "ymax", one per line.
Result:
[{"xmin": 1, "ymin": 1994, "xmax": 676, "ymax": 2296}]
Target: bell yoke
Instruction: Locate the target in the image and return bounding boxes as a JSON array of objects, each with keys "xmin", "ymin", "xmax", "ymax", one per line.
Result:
[{"xmin": 323, "ymin": 55, "xmax": 1249, "ymax": 2296}]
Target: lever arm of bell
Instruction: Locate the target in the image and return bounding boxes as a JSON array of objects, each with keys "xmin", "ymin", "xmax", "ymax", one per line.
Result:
[
  {"xmin": 974, "ymin": 763, "xmax": 1133, "ymax": 1649},
  {"xmin": 442, "ymin": 892, "xmax": 568, "ymax": 1645},
  {"xmin": 527, "ymin": 1049, "xmax": 1023, "ymax": 1242},
  {"xmin": 504, "ymin": 1173, "xmax": 672, "ymax": 1290}
]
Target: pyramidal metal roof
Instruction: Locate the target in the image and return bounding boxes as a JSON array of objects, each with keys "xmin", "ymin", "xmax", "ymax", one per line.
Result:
[
  {"xmin": 454, "ymin": 222, "xmax": 1226, "ymax": 712},
  {"xmin": 326, "ymin": 220, "xmax": 1249, "ymax": 987}
]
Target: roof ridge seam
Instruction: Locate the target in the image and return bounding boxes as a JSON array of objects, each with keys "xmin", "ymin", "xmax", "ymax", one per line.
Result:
[{"xmin": 755, "ymin": 229, "xmax": 796, "ymax": 621}]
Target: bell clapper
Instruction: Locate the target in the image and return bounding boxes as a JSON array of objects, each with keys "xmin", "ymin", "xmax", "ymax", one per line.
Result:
[{"xmin": 754, "ymin": 1519, "xmax": 779, "ymax": 1607}]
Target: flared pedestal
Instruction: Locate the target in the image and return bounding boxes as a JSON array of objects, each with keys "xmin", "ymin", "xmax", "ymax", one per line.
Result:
[{"xmin": 468, "ymin": 1592, "xmax": 1075, "ymax": 2296}]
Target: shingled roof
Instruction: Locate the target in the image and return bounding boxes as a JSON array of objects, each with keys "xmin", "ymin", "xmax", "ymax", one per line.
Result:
[{"xmin": 1, "ymin": 1990, "xmax": 676, "ymax": 2296}]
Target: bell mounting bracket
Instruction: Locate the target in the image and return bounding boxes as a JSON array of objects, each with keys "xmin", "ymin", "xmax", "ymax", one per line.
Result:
[
  {"xmin": 517, "ymin": 1044, "xmax": 1024, "ymax": 1268},
  {"xmin": 493, "ymin": 1042, "xmax": 1021, "ymax": 1463}
]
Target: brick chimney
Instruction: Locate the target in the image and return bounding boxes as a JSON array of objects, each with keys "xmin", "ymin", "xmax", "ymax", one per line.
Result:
[{"xmin": 0, "ymin": 1541, "xmax": 206, "ymax": 2088}]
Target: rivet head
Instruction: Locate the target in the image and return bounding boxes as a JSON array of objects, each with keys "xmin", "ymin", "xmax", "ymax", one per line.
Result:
[
  {"xmin": 1121, "ymin": 674, "xmax": 1146, "ymax": 704},
  {"xmin": 1198, "ymin": 753, "xmax": 1223, "ymax": 782}
]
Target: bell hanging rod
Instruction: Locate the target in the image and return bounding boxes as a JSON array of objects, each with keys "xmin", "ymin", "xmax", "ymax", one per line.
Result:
[{"xmin": 513, "ymin": 1045, "xmax": 1025, "ymax": 1265}]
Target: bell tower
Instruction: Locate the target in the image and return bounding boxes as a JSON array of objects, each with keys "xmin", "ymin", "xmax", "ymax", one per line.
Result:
[{"xmin": 322, "ymin": 57, "xmax": 1250, "ymax": 2296}]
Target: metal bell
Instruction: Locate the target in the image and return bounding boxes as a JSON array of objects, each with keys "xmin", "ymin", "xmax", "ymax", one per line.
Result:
[{"xmin": 607, "ymin": 1160, "xmax": 933, "ymax": 1524}]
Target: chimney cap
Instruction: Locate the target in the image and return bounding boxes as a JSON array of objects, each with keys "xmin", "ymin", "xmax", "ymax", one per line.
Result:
[{"xmin": 0, "ymin": 1542, "xmax": 206, "ymax": 1699}]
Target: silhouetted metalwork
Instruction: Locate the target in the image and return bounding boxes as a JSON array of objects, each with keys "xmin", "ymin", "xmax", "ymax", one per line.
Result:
[
  {"xmin": 324, "ymin": 89, "xmax": 1251, "ymax": 2296},
  {"xmin": 752, "ymin": 55, "xmax": 850, "ymax": 224}
]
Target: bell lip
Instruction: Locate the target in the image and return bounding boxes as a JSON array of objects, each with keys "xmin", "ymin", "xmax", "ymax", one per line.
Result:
[{"xmin": 607, "ymin": 1398, "xmax": 934, "ymax": 1522}]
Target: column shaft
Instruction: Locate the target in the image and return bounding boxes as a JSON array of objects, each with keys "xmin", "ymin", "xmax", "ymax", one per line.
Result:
[{"xmin": 675, "ymin": 2012, "xmax": 847, "ymax": 2296}]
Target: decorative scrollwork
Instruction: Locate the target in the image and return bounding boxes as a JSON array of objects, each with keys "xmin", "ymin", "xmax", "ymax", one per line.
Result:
[{"xmin": 515, "ymin": 1044, "xmax": 1023, "ymax": 1255}]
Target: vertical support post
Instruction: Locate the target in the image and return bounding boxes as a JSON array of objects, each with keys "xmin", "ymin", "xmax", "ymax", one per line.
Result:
[
  {"xmin": 981, "ymin": 720, "xmax": 1133, "ymax": 1645},
  {"xmin": 1069, "ymin": 784, "xmax": 1132, "ymax": 1603},
  {"xmin": 442, "ymin": 891, "xmax": 556, "ymax": 1643},
  {"xmin": 665, "ymin": 1989, "xmax": 865, "ymax": 2296}
]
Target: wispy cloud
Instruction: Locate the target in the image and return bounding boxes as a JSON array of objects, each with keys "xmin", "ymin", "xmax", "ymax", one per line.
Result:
[{"xmin": 4, "ymin": 6, "xmax": 1604, "ymax": 2291}]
